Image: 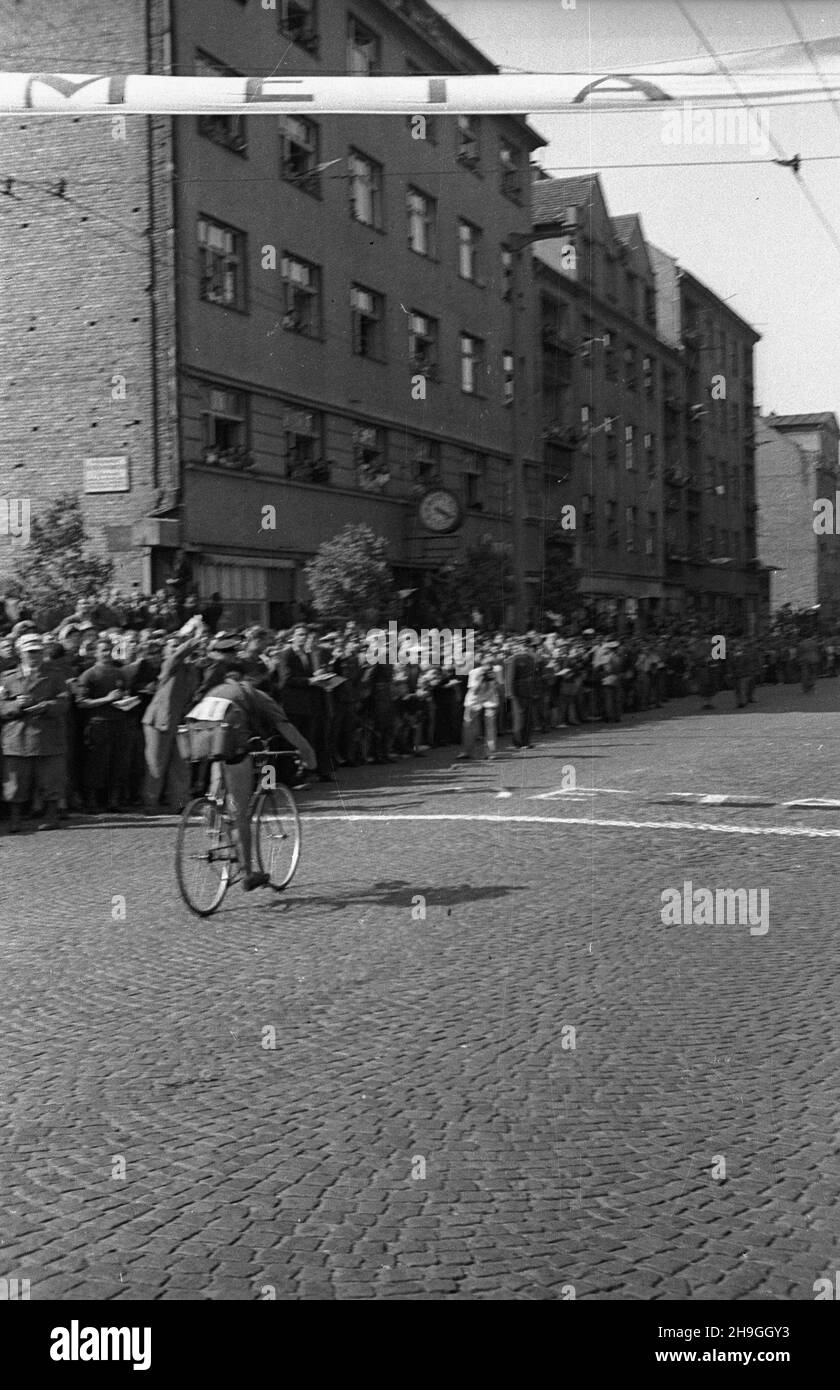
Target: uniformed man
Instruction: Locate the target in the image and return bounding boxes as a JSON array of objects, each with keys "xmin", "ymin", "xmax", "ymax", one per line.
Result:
[{"xmin": 0, "ymin": 632, "xmax": 69, "ymax": 832}]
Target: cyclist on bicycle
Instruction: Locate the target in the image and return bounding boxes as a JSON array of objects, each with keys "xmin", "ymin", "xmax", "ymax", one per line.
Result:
[{"xmin": 185, "ymin": 634, "xmax": 316, "ymax": 891}]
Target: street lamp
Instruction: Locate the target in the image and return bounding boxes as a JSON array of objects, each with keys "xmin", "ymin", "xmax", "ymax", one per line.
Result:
[{"xmin": 508, "ymin": 219, "xmax": 572, "ymax": 629}]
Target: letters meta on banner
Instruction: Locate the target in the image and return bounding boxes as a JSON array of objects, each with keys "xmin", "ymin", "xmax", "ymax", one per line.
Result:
[{"xmin": 1, "ymin": 43, "xmax": 840, "ymax": 113}]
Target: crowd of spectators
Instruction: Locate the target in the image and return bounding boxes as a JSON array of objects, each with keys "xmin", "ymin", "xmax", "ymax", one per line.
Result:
[{"xmin": 0, "ymin": 586, "xmax": 836, "ymax": 831}]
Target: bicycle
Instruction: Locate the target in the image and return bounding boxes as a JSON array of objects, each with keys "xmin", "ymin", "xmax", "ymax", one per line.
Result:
[{"xmin": 174, "ymin": 733, "xmax": 302, "ymax": 917}]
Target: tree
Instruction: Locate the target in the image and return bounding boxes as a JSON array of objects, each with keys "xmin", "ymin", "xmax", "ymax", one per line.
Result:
[
  {"xmin": 303, "ymin": 523, "xmax": 395, "ymax": 624},
  {"xmin": 3, "ymin": 493, "xmax": 113, "ymax": 628},
  {"xmin": 537, "ymin": 529, "xmax": 581, "ymax": 627},
  {"xmin": 432, "ymin": 537, "xmax": 515, "ymax": 629}
]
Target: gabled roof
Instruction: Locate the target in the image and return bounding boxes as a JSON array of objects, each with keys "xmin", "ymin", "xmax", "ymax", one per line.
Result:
[
  {"xmin": 611, "ymin": 212, "xmax": 655, "ymax": 278},
  {"xmin": 532, "ymin": 174, "xmax": 602, "ymax": 223},
  {"xmin": 611, "ymin": 214, "xmax": 638, "ymax": 243},
  {"xmin": 767, "ymin": 412, "xmax": 839, "ymax": 432}
]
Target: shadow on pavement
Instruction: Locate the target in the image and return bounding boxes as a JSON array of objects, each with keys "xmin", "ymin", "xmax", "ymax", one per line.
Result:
[{"xmin": 219, "ymin": 876, "xmax": 522, "ymax": 920}]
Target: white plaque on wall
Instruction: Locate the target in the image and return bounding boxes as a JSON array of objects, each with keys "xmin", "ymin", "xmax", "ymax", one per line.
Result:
[{"xmin": 83, "ymin": 457, "xmax": 131, "ymax": 493}]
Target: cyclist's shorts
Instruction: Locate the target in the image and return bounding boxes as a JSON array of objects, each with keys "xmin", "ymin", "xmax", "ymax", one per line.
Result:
[{"xmin": 221, "ymin": 756, "xmax": 254, "ymax": 819}]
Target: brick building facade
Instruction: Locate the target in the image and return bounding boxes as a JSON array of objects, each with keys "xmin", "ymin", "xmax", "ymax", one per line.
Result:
[
  {"xmin": 0, "ymin": 0, "xmax": 177, "ymax": 592},
  {"xmin": 0, "ymin": 0, "xmax": 547, "ymax": 628}
]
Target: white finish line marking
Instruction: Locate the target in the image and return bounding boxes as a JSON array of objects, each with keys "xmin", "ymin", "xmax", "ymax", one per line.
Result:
[
  {"xmin": 784, "ymin": 798, "xmax": 840, "ymax": 808},
  {"xmin": 302, "ymin": 812, "xmax": 840, "ymax": 839},
  {"xmin": 530, "ymin": 787, "xmax": 635, "ymax": 800}
]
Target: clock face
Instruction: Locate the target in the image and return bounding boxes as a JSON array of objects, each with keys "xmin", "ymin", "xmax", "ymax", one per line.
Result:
[{"xmin": 418, "ymin": 488, "xmax": 462, "ymax": 534}]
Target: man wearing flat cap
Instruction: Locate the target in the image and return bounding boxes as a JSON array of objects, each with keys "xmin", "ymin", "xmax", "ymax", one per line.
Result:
[{"xmin": 0, "ymin": 633, "xmax": 69, "ymax": 832}]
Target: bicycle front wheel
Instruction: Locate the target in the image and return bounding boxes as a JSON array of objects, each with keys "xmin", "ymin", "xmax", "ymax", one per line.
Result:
[
  {"xmin": 253, "ymin": 785, "xmax": 301, "ymax": 890},
  {"xmin": 176, "ymin": 796, "xmax": 235, "ymax": 917}
]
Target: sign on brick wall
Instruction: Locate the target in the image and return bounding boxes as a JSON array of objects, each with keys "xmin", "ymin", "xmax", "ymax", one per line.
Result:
[{"xmin": 83, "ymin": 457, "xmax": 130, "ymax": 493}]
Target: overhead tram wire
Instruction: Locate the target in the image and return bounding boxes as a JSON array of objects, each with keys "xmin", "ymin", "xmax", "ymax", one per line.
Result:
[
  {"xmin": 674, "ymin": 0, "xmax": 840, "ymax": 264},
  {"xmin": 781, "ymin": 0, "xmax": 840, "ymax": 137}
]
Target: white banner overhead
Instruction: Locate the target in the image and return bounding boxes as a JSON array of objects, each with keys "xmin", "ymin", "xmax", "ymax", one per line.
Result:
[{"xmin": 2, "ymin": 39, "xmax": 840, "ymax": 113}]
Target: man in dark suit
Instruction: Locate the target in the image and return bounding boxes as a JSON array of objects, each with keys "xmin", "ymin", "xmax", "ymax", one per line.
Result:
[
  {"xmin": 277, "ymin": 624, "xmax": 334, "ymax": 781},
  {"xmin": 504, "ymin": 640, "xmax": 538, "ymax": 749}
]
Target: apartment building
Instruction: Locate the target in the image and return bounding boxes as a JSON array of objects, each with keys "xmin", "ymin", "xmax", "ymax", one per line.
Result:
[
  {"xmin": 529, "ymin": 171, "xmax": 763, "ymax": 632},
  {"xmin": 649, "ymin": 246, "xmax": 763, "ymax": 632},
  {"xmin": 0, "ymin": 0, "xmax": 545, "ymax": 627},
  {"xmin": 532, "ymin": 174, "xmax": 672, "ymax": 630},
  {"xmin": 755, "ymin": 410, "xmax": 840, "ymax": 623}
]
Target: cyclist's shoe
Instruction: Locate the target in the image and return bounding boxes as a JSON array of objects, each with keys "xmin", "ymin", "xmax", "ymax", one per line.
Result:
[{"xmin": 243, "ymin": 871, "xmax": 270, "ymax": 892}]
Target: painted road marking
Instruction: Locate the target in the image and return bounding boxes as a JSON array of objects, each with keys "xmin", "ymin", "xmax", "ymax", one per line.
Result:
[
  {"xmin": 530, "ymin": 787, "xmax": 635, "ymax": 800},
  {"xmin": 655, "ymin": 792, "xmax": 776, "ymax": 807},
  {"xmin": 784, "ymin": 798, "xmax": 840, "ymax": 808},
  {"xmin": 303, "ymin": 812, "xmax": 840, "ymax": 839}
]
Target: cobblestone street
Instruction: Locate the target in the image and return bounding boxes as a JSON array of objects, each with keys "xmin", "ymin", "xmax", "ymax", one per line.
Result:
[{"xmin": 2, "ymin": 680, "xmax": 838, "ymax": 1300}]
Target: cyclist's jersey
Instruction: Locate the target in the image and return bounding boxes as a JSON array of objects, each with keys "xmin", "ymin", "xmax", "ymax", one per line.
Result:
[
  {"xmin": 186, "ymin": 679, "xmax": 283, "ymax": 762},
  {"xmin": 185, "ymin": 678, "xmax": 317, "ymax": 769}
]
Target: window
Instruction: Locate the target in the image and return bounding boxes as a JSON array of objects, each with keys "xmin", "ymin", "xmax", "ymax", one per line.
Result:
[
  {"xmin": 458, "ymin": 220, "xmax": 481, "ymax": 281},
  {"xmin": 460, "ymin": 333, "xmax": 485, "ymax": 394},
  {"xmin": 351, "ymin": 284, "xmax": 385, "ymax": 360},
  {"xmin": 625, "ymin": 424, "xmax": 635, "ymax": 470},
  {"xmin": 502, "ymin": 350, "xmax": 514, "ymax": 405},
  {"xmin": 646, "ymin": 511, "xmax": 657, "ymax": 556},
  {"xmin": 408, "ymin": 311, "xmax": 438, "ymax": 377},
  {"xmin": 198, "ymin": 217, "xmax": 246, "ymax": 310},
  {"xmin": 580, "ymin": 404, "xmax": 591, "ymax": 433},
  {"xmin": 581, "ymin": 493, "xmax": 595, "ymax": 535},
  {"xmin": 281, "ymin": 253, "xmax": 321, "ymax": 336},
  {"xmin": 196, "ymin": 53, "xmax": 247, "ymax": 155},
  {"xmin": 283, "ymin": 407, "xmax": 325, "ymax": 482},
  {"xmin": 624, "ymin": 344, "xmax": 637, "ymax": 391},
  {"xmin": 626, "ymin": 506, "xmax": 637, "ymax": 551},
  {"xmin": 499, "ymin": 139, "xmax": 522, "ymax": 201},
  {"xmin": 644, "ymin": 286, "xmax": 656, "ymax": 329},
  {"xmin": 353, "ymin": 423, "xmax": 389, "ymax": 490},
  {"xmin": 605, "ymin": 416, "xmax": 618, "ymax": 464},
  {"xmin": 604, "ymin": 332, "xmax": 617, "ymax": 380},
  {"xmin": 279, "ymin": 116, "xmax": 321, "ymax": 195},
  {"xmin": 643, "ymin": 355, "xmax": 655, "ymax": 396},
  {"xmin": 349, "ymin": 150, "xmax": 383, "ymax": 228},
  {"xmin": 347, "ymin": 14, "xmax": 380, "ymax": 73},
  {"xmin": 500, "ymin": 246, "xmax": 513, "ymax": 301},
  {"xmin": 605, "ymin": 499, "xmax": 618, "ymax": 548},
  {"xmin": 279, "ymin": 0, "xmax": 319, "ymax": 53},
  {"xmin": 457, "ymin": 115, "xmax": 480, "ymax": 168},
  {"xmin": 463, "ymin": 451, "xmax": 486, "ymax": 510},
  {"xmin": 407, "ymin": 187, "xmax": 436, "ymax": 257},
  {"xmin": 411, "ymin": 437, "xmax": 441, "ymax": 486},
  {"xmin": 201, "ymin": 386, "xmax": 250, "ymax": 466}
]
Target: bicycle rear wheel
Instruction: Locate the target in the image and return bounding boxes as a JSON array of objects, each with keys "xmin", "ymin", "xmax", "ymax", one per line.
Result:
[
  {"xmin": 253, "ymin": 785, "xmax": 301, "ymax": 890},
  {"xmin": 176, "ymin": 796, "xmax": 235, "ymax": 916}
]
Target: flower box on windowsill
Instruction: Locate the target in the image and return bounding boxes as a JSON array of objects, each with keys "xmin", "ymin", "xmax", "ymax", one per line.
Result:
[
  {"xmin": 357, "ymin": 466, "xmax": 390, "ymax": 493},
  {"xmin": 204, "ymin": 447, "xmax": 254, "ymax": 471}
]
